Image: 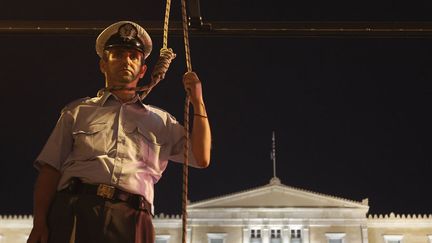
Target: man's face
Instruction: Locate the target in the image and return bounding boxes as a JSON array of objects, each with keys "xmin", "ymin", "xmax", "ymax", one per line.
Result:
[{"xmin": 101, "ymin": 47, "xmax": 146, "ymax": 86}]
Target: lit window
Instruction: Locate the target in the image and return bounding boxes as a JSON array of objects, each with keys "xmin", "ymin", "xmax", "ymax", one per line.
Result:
[
  {"xmin": 383, "ymin": 235, "xmax": 403, "ymax": 243},
  {"xmin": 428, "ymin": 235, "xmax": 432, "ymax": 243},
  {"xmin": 155, "ymin": 234, "xmax": 170, "ymax": 243},
  {"xmin": 250, "ymin": 229, "xmax": 262, "ymax": 243},
  {"xmin": 290, "ymin": 229, "xmax": 302, "ymax": 243},
  {"xmin": 271, "ymin": 229, "xmax": 281, "ymax": 238},
  {"xmin": 326, "ymin": 233, "xmax": 346, "ymax": 243},
  {"xmin": 270, "ymin": 229, "xmax": 282, "ymax": 243},
  {"xmin": 251, "ymin": 229, "xmax": 261, "ymax": 238},
  {"xmin": 207, "ymin": 233, "xmax": 227, "ymax": 243}
]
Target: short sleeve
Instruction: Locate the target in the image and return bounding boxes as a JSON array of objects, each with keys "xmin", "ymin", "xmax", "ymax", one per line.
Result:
[
  {"xmin": 34, "ymin": 109, "xmax": 74, "ymax": 171},
  {"xmin": 165, "ymin": 113, "xmax": 198, "ymax": 167}
]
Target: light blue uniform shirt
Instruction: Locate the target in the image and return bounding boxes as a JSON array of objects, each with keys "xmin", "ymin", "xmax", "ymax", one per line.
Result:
[{"xmin": 35, "ymin": 91, "xmax": 196, "ymax": 205}]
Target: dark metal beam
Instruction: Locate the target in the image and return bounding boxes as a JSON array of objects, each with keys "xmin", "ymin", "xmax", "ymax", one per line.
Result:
[{"xmin": 2, "ymin": 21, "xmax": 432, "ymax": 38}]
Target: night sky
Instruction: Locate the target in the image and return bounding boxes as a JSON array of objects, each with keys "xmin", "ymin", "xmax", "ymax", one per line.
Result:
[{"xmin": 1, "ymin": 0, "xmax": 432, "ymax": 216}]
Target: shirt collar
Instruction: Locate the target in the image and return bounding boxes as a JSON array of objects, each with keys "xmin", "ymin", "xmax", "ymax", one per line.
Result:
[{"xmin": 96, "ymin": 89, "xmax": 147, "ymax": 109}]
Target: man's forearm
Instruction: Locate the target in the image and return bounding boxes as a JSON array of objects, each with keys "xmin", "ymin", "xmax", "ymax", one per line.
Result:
[
  {"xmin": 32, "ymin": 164, "xmax": 61, "ymax": 227},
  {"xmin": 191, "ymin": 101, "xmax": 211, "ymax": 168}
]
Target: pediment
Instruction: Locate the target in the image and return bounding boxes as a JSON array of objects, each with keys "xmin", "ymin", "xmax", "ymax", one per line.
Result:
[{"xmin": 189, "ymin": 178, "xmax": 368, "ymax": 209}]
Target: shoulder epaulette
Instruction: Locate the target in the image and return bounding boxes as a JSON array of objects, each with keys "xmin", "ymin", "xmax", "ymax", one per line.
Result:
[
  {"xmin": 61, "ymin": 97, "xmax": 91, "ymax": 114},
  {"xmin": 146, "ymin": 104, "xmax": 178, "ymax": 122}
]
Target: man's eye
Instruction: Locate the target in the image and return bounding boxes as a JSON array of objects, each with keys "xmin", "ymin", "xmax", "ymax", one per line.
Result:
[
  {"xmin": 111, "ymin": 51, "xmax": 122, "ymax": 58},
  {"xmin": 130, "ymin": 53, "xmax": 139, "ymax": 60}
]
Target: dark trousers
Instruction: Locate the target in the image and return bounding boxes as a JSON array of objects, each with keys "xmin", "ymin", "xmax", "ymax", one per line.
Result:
[{"xmin": 47, "ymin": 192, "xmax": 155, "ymax": 243}]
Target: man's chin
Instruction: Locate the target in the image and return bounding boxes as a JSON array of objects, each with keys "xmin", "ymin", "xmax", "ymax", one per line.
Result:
[{"xmin": 117, "ymin": 77, "xmax": 135, "ymax": 84}]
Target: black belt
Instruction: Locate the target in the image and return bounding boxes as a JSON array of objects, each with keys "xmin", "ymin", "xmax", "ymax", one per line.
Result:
[{"xmin": 63, "ymin": 178, "xmax": 153, "ymax": 215}]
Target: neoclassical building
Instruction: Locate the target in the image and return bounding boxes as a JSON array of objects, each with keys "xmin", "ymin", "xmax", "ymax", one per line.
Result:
[{"xmin": 1, "ymin": 177, "xmax": 431, "ymax": 243}]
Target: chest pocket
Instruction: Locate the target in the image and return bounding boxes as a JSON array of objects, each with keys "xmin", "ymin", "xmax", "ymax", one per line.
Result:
[
  {"xmin": 72, "ymin": 123, "xmax": 107, "ymax": 160},
  {"xmin": 124, "ymin": 123, "xmax": 164, "ymax": 169}
]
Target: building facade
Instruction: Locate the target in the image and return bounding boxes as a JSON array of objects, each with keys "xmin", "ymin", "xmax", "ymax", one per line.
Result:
[{"xmin": 1, "ymin": 178, "xmax": 431, "ymax": 243}]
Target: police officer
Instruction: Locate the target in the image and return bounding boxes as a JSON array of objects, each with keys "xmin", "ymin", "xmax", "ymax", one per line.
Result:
[{"xmin": 27, "ymin": 20, "xmax": 211, "ymax": 243}]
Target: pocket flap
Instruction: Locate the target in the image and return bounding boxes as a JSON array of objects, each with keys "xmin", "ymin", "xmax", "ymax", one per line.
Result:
[
  {"xmin": 73, "ymin": 123, "xmax": 106, "ymax": 135},
  {"xmin": 123, "ymin": 122, "xmax": 136, "ymax": 133},
  {"xmin": 137, "ymin": 125, "xmax": 163, "ymax": 146}
]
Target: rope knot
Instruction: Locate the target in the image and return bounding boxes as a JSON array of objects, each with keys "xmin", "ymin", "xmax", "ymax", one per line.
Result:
[
  {"xmin": 139, "ymin": 48, "xmax": 176, "ymax": 99},
  {"xmin": 151, "ymin": 47, "xmax": 176, "ymax": 81}
]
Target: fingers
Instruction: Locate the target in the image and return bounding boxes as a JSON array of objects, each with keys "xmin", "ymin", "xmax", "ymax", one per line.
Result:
[
  {"xmin": 183, "ymin": 72, "xmax": 200, "ymax": 92},
  {"xmin": 183, "ymin": 71, "xmax": 198, "ymax": 79},
  {"xmin": 182, "ymin": 72, "xmax": 204, "ymax": 105},
  {"xmin": 183, "ymin": 72, "xmax": 200, "ymax": 86}
]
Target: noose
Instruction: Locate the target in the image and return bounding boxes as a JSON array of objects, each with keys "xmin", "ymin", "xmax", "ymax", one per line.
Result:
[
  {"xmin": 152, "ymin": 0, "xmax": 192, "ymax": 240},
  {"xmin": 141, "ymin": 0, "xmax": 192, "ymax": 241},
  {"xmin": 149, "ymin": 0, "xmax": 193, "ymax": 241},
  {"xmin": 147, "ymin": 6, "xmax": 193, "ymax": 242},
  {"xmin": 140, "ymin": 0, "xmax": 176, "ymax": 100},
  {"xmin": 106, "ymin": 0, "xmax": 176, "ymax": 99},
  {"xmin": 155, "ymin": 1, "xmax": 193, "ymax": 242},
  {"xmin": 106, "ymin": 0, "xmax": 193, "ymax": 241},
  {"xmin": 138, "ymin": 0, "xmax": 176, "ymax": 100}
]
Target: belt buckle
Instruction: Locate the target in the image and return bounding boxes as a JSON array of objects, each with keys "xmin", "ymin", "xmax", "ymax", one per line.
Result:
[{"xmin": 97, "ymin": 184, "xmax": 115, "ymax": 199}]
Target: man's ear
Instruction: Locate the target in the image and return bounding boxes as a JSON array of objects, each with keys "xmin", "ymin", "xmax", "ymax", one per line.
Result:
[
  {"xmin": 139, "ymin": 64, "xmax": 147, "ymax": 79},
  {"xmin": 99, "ymin": 59, "xmax": 106, "ymax": 73}
]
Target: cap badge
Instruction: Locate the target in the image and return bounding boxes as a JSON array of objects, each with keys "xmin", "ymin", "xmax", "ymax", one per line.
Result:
[{"xmin": 118, "ymin": 23, "xmax": 138, "ymax": 41}]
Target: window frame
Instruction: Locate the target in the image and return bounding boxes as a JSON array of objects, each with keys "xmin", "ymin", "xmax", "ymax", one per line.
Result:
[
  {"xmin": 155, "ymin": 234, "xmax": 171, "ymax": 243},
  {"xmin": 325, "ymin": 233, "xmax": 346, "ymax": 243},
  {"xmin": 270, "ymin": 228, "xmax": 282, "ymax": 239},
  {"xmin": 290, "ymin": 228, "xmax": 302, "ymax": 239},
  {"xmin": 250, "ymin": 228, "xmax": 262, "ymax": 239},
  {"xmin": 207, "ymin": 233, "xmax": 227, "ymax": 243},
  {"xmin": 383, "ymin": 234, "xmax": 404, "ymax": 243}
]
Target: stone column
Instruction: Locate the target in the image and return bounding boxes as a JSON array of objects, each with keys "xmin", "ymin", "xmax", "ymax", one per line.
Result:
[
  {"xmin": 187, "ymin": 227, "xmax": 192, "ymax": 243},
  {"xmin": 243, "ymin": 228, "xmax": 250, "ymax": 243},
  {"xmin": 302, "ymin": 227, "xmax": 310, "ymax": 243},
  {"xmin": 361, "ymin": 226, "xmax": 368, "ymax": 243},
  {"xmin": 262, "ymin": 227, "xmax": 270, "ymax": 243},
  {"xmin": 282, "ymin": 227, "xmax": 290, "ymax": 243}
]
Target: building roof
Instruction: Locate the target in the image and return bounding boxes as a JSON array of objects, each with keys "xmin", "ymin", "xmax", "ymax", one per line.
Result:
[{"xmin": 189, "ymin": 177, "xmax": 369, "ymax": 210}]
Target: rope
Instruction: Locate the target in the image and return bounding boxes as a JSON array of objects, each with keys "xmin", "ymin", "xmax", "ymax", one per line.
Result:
[
  {"xmin": 104, "ymin": 0, "xmax": 176, "ymax": 99},
  {"xmin": 103, "ymin": 1, "xmax": 192, "ymax": 242},
  {"xmin": 162, "ymin": 0, "xmax": 171, "ymax": 49},
  {"xmin": 181, "ymin": 1, "xmax": 193, "ymax": 73},
  {"xmin": 138, "ymin": 0, "xmax": 176, "ymax": 99},
  {"xmin": 180, "ymin": 0, "xmax": 193, "ymax": 242},
  {"xmin": 139, "ymin": 0, "xmax": 176, "ymax": 100}
]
